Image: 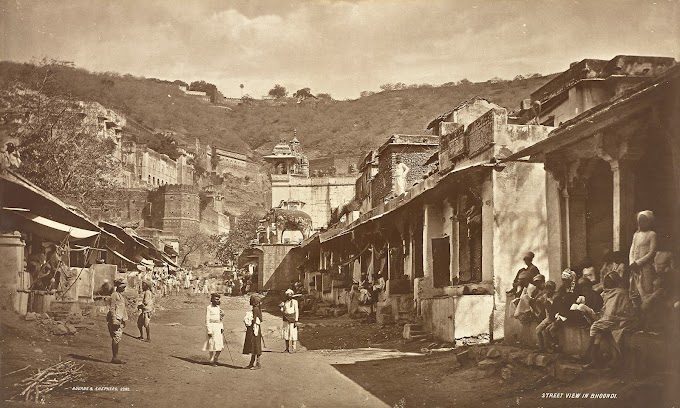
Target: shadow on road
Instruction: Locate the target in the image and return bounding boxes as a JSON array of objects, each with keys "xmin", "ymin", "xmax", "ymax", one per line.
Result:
[
  {"xmin": 171, "ymin": 355, "xmax": 243, "ymax": 370},
  {"xmin": 68, "ymin": 354, "xmax": 109, "ymax": 363}
]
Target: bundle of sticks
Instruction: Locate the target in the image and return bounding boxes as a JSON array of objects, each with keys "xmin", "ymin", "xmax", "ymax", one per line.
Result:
[{"xmin": 12, "ymin": 359, "xmax": 86, "ymax": 403}]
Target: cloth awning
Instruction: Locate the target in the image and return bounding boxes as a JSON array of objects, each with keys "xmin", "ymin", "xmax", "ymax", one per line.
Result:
[
  {"xmin": 128, "ymin": 232, "xmax": 157, "ymax": 251},
  {"xmin": 0, "ymin": 170, "xmax": 99, "ymax": 231},
  {"xmin": 140, "ymin": 258, "xmax": 154, "ymax": 267},
  {"xmin": 99, "ymin": 221, "xmax": 144, "ymax": 247},
  {"xmin": 2, "ymin": 208, "xmax": 99, "ymax": 242},
  {"xmin": 160, "ymin": 252, "xmax": 179, "ymax": 269},
  {"xmin": 163, "ymin": 244, "xmax": 178, "ymax": 256},
  {"xmin": 107, "ymin": 246, "xmax": 137, "ymax": 266}
]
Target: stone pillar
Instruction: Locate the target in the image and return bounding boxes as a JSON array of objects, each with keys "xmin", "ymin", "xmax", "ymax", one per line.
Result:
[
  {"xmin": 0, "ymin": 232, "xmax": 26, "ymax": 314},
  {"xmin": 545, "ymin": 171, "xmax": 565, "ymax": 281},
  {"xmin": 563, "ymin": 185, "xmax": 588, "ymax": 267},
  {"xmin": 422, "ymin": 204, "xmax": 432, "ymax": 278},
  {"xmin": 568, "ymin": 187, "xmax": 588, "ymax": 266},
  {"xmin": 610, "ymin": 159, "xmax": 637, "ymax": 252}
]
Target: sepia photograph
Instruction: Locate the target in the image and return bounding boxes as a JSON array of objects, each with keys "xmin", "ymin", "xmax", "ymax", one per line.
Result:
[{"xmin": 0, "ymin": 0, "xmax": 678, "ymax": 407}]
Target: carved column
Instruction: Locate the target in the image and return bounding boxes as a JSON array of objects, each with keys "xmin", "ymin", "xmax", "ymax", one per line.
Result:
[{"xmin": 595, "ymin": 131, "xmax": 642, "ymax": 253}]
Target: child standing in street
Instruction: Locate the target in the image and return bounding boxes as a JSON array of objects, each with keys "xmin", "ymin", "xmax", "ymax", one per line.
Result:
[{"xmin": 243, "ymin": 295, "xmax": 263, "ymax": 369}]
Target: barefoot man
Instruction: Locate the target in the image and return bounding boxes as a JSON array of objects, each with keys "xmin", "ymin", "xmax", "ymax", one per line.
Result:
[
  {"xmin": 203, "ymin": 293, "xmax": 225, "ymax": 366},
  {"xmin": 107, "ymin": 278, "xmax": 128, "ymax": 364},
  {"xmin": 137, "ymin": 280, "xmax": 154, "ymax": 342}
]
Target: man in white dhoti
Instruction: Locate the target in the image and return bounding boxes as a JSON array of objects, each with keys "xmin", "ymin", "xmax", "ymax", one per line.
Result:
[
  {"xmin": 394, "ymin": 157, "xmax": 410, "ymax": 195},
  {"xmin": 203, "ymin": 293, "xmax": 225, "ymax": 366},
  {"xmin": 280, "ymin": 289, "xmax": 299, "ymax": 353}
]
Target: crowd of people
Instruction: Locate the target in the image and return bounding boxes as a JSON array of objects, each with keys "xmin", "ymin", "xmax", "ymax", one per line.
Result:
[{"xmin": 510, "ymin": 210, "xmax": 680, "ymax": 369}]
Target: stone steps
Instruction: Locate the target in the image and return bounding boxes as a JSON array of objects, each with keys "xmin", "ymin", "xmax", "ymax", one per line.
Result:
[
  {"xmin": 410, "ymin": 334, "xmax": 428, "ymax": 340},
  {"xmin": 402, "ymin": 323, "xmax": 425, "ymax": 339}
]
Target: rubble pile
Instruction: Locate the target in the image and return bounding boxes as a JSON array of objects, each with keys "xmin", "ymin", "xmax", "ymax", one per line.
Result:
[
  {"xmin": 470, "ymin": 345, "xmax": 583, "ymax": 383},
  {"xmin": 23, "ymin": 311, "xmax": 92, "ymax": 337}
]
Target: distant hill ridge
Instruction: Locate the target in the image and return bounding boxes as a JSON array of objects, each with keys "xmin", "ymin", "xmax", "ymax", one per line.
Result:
[{"xmin": 0, "ymin": 61, "xmax": 555, "ymax": 163}]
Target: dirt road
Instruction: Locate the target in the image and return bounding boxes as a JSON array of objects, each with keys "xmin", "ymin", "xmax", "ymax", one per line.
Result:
[
  {"xmin": 2, "ymin": 295, "xmax": 399, "ymax": 408},
  {"xmin": 3, "ymin": 293, "xmax": 676, "ymax": 408}
]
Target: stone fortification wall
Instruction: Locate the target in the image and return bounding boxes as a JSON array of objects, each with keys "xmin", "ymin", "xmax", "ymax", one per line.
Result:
[{"xmin": 149, "ymin": 184, "xmax": 200, "ymax": 234}]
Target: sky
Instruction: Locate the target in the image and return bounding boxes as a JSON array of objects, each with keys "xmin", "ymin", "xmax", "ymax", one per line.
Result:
[{"xmin": 1, "ymin": 0, "xmax": 678, "ymax": 99}]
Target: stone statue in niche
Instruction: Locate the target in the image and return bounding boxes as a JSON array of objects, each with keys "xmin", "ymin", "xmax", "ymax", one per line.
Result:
[{"xmin": 394, "ymin": 156, "xmax": 410, "ymax": 195}]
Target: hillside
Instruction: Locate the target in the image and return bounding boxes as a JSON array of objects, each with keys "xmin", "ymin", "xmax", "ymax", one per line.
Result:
[
  {"xmin": 236, "ymin": 77, "xmax": 555, "ymax": 160},
  {"xmin": 0, "ymin": 60, "xmax": 554, "ymax": 163}
]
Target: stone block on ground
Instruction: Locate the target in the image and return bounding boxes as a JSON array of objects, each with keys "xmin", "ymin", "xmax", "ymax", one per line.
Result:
[
  {"xmin": 478, "ymin": 359, "xmax": 503, "ymax": 371},
  {"xmin": 509, "ymin": 351, "xmax": 528, "ymax": 363},
  {"xmin": 25, "ymin": 312, "xmax": 37, "ymax": 321},
  {"xmin": 486, "ymin": 347, "xmax": 501, "ymax": 359},
  {"xmin": 65, "ymin": 324, "xmax": 77, "ymax": 334},
  {"xmin": 535, "ymin": 354, "xmax": 555, "ymax": 367},
  {"xmin": 41, "ymin": 312, "xmax": 51, "ymax": 320},
  {"xmin": 333, "ymin": 309, "xmax": 346, "ymax": 317},
  {"xmin": 402, "ymin": 323, "xmax": 423, "ymax": 339},
  {"xmin": 555, "ymin": 363, "xmax": 583, "ymax": 382},
  {"xmin": 456, "ymin": 349, "xmax": 471, "ymax": 363},
  {"xmin": 501, "ymin": 365, "xmax": 513, "ymax": 380},
  {"xmin": 524, "ymin": 353, "xmax": 537, "ymax": 366},
  {"xmin": 66, "ymin": 314, "xmax": 83, "ymax": 324},
  {"xmin": 53, "ymin": 323, "xmax": 69, "ymax": 335}
]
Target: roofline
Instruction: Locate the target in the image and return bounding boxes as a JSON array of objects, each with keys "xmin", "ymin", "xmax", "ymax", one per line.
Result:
[{"xmin": 502, "ymin": 64, "xmax": 680, "ymax": 161}]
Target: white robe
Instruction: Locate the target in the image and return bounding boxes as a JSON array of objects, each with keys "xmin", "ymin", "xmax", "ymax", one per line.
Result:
[
  {"xmin": 281, "ymin": 299, "xmax": 299, "ymax": 341},
  {"xmin": 202, "ymin": 305, "xmax": 224, "ymax": 352}
]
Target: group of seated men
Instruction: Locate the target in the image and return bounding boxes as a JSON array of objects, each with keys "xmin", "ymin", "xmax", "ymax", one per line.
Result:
[{"xmin": 509, "ymin": 250, "xmax": 679, "ymax": 369}]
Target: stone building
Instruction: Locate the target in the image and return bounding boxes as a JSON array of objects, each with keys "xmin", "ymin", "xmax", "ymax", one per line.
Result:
[
  {"xmin": 355, "ymin": 151, "xmax": 379, "ymax": 214},
  {"xmin": 499, "ymin": 57, "xmax": 678, "ymax": 361},
  {"xmin": 199, "ymin": 188, "xmax": 232, "ymax": 237},
  {"xmin": 78, "ymin": 101, "xmax": 125, "ymax": 151},
  {"xmin": 119, "ymin": 135, "xmax": 196, "ymax": 189},
  {"xmin": 297, "ymin": 98, "xmax": 554, "ymax": 343},
  {"xmin": 263, "ymin": 138, "xmax": 357, "ymax": 231},
  {"xmin": 516, "ymin": 55, "xmax": 676, "ymax": 127},
  {"xmin": 148, "ymin": 184, "xmax": 200, "ymax": 235},
  {"xmin": 506, "ymin": 57, "xmax": 679, "ymax": 281},
  {"xmin": 214, "ymin": 148, "xmax": 247, "ymax": 168},
  {"xmin": 370, "ymin": 134, "xmax": 439, "ymax": 207}
]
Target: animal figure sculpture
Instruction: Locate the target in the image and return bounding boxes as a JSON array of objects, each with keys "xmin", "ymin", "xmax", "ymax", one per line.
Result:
[{"xmin": 264, "ymin": 206, "xmax": 312, "ymax": 243}]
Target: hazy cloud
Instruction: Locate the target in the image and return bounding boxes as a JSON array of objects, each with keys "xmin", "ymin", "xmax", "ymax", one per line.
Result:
[{"xmin": 1, "ymin": 0, "xmax": 678, "ymax": 99}]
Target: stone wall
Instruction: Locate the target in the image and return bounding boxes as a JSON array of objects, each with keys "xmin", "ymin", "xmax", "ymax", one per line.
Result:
[
  {"xmin": 149, "ymin": 184, "xmax": 200, "ymax": 234},
  {"xmin": 258, "ymin": 244, "xmax": 301, "ymax": 290},
  {"xmin": 269, "ymin": 175, "xmax": 357, "ymax": 230},
  {"xmin": 371, "ymin": 145, "xmax": 438, "ymax": 207}
]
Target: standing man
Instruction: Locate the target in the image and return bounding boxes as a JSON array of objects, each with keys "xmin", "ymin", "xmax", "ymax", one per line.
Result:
[
  {"xmin": 137, "ymin": 280, "xmax": 154, "ymax": 342},
  {"xmin": 394, "ymin": 157, "xmax": 410, "ymax": 195},
  {"xmin": 280, "ymin": 289, "xmax": 299, "ymax": 353},
  {"xmin": 203, "ymin": 293, "xmax": 225, "ymax": 366},
  {"xmin": 107, "ymin": 278, "xmax": 129, "ymax": 364}
]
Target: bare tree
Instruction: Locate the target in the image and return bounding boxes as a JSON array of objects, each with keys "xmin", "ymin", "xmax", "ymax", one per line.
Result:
[{"xmin": 179, "ymin": 226, "xmax": 211, "ymax": 266}]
